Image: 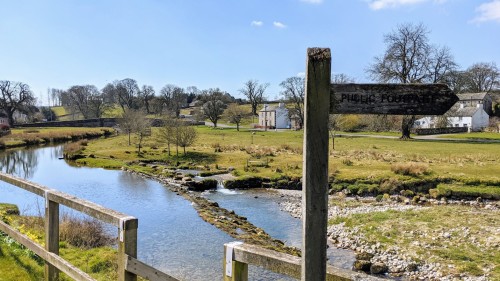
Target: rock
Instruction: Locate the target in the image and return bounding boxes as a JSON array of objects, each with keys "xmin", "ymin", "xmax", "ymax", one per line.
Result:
[
  {"xmin": 356, "ymin": 252, "xmax": 375, "ymax": 261},
  {"xmin": 353, "ymin": 260, "xmax": 371, "ymax": 272},
  {"xmin": 406, "ymin": 263, "xmax": 418, "ymax": 272},
  {"xmin": 228, "ymin": 167, "xmax": 235, "ymax": 171},
  {"xmin": 182, "ymin": 177, "xmax": 193, "ymax": 182},
  {"xmin": 370, "ymin": 262, "xmax": 388, "ymax": 274}
]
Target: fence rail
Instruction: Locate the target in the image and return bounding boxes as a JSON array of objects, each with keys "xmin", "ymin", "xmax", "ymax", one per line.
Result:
[
  {"xmin": 223, "ymin": 242, "xmax": 385, "ymax": 281},
  {"xmin": 0, "ymin": 172, "xmax": 178, "ymax": 281}
]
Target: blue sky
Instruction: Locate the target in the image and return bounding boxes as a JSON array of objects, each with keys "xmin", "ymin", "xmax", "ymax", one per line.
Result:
[{"xmin": 1, "ymin": 0, "xmax": 499, "ymax": 104}]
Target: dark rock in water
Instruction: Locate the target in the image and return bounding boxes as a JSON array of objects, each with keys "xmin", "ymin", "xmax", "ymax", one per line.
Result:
[
  {"xmin": 356, "ymin": 252, "xmax": 374, "ymax": 261},
  {"xmin": 353, "ymin": 260, "xmax": 371, "ymax": 272},
  {"xmin": 254, "ymin": 196, "xmax": 259, "ymax": 198},
  {"xmin": 370, "ymin": 262, "xmax": 388, "ymax": 274}
]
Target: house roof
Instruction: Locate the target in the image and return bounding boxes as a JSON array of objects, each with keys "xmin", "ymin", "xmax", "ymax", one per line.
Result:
[
  {"xmin": 451, "ymin": 107, "xmax": 480, "ymax": 117},
  {"xmin": 457, "ymin": 92, "xmax": 490, "ymax": 101},
  {"xmin": 260, "ymin": 105, "xmax": 278, "ymax": 112}
]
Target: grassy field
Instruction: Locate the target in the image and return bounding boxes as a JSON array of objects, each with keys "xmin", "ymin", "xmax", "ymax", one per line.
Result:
[
  {"xmin": 72, "ymin": 125, "xmax": 500, "ymax": 199},
  {"xmin": 438, "ymin": 132, "xmax": 500, "ymax": 140}
]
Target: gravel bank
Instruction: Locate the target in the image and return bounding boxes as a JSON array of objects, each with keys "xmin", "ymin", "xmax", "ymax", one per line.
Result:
[{"xmin": 276, "ymin": 189, "xmax": 498, "ymax": 280}]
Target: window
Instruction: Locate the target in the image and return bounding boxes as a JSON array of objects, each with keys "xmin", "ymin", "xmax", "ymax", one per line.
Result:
[
  {"xmin": 458, "ymin": 117, "xmax": 462, "ymax": 121},
  {"xmin": 455, "ymin": 124, "xmax": 459, "ymax": 127}
]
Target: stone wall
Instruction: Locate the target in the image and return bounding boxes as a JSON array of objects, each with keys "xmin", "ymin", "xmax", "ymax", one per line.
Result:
[
  {"xmin": 414, "ymin": 127, "xmax": 468, "ymax": 135},
  {"xmin": 15, "ymin": 118, "xmax": 205, "ymax": 128}
]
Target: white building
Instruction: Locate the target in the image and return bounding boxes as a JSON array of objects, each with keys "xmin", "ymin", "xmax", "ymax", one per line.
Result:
[
  {"xmin": 448, "ymin": 104, "xmax": 490, "ymax": 131},
  {"xmin": 258, "ymin": 103, "xmax": 291, "ymax": 129},
  {"xmin": 415, "ymin": 103, "xmax": 489, "ymax": 131}
]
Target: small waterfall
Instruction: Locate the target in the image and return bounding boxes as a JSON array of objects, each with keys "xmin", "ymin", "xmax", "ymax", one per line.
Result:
[{"xmin": 216, "ymin": 179, "xmax": 239, "ymax": 195}]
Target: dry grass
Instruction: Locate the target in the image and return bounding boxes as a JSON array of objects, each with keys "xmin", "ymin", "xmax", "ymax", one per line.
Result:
[
  {"xmin": 391, "ymin": 162, "xmax": 431, "ymax": 176},
  {"xmin": 59, "ymin": 214, "xmax": 113, "ymax": 249}
]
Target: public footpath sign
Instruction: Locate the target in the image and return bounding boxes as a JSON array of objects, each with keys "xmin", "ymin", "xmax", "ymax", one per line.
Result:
[
  {"xmin": 331, "ymin": 83, "xmax": 459, "ymax": 115},
  {"xmin": 301, "ymin": 48, "xmax": 458, "ymax": 281}
]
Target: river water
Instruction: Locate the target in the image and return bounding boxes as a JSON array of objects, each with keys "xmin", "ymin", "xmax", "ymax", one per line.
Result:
[{"xmin": 0, "ymin": 145, "xmax": 354, "ymax": 280}]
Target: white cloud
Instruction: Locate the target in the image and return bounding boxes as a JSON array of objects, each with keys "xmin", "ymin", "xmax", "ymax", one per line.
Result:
[
  {"xmin": 273, "ymin": 21, "xmax": 287, "ymax": 29},
  {"xmin": 472, "ymin": 0, "xmax": 500, "ymax": 23},
  {"xmin": 367, "ymin": 0, "xmax": 446, "ymax": 10},
  {"xmin": 251, "ymin": 20, "xmax": 263, "ymax": 27},
  {"xmin": 300, "ymin": 0, "xmax": 324, "ymax": 4},
  {"xmin": 297, "ymin": 72, "xmax": 306, "ymax": 78}
]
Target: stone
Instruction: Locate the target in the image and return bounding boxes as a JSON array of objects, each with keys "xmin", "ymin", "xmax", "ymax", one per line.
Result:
[
  {"xmin": 356, "ymin": 251, "xmax": 374, "ymax": 261},
  {"xmin": 353, "ymin": 260, "xmax": 371, "ymax": 272},
  {"xmin": 370, "ymin": 262, "xmax": 389, "ymax": 274},
  {"xmin": 406, "ymin": 263, "xmax": 419, "ymax": 272}
]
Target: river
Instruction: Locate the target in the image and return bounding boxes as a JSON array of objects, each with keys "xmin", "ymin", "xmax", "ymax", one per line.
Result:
[{"xmin": 0, "ymin": 145, "xmax": 354, "ymax": 280}]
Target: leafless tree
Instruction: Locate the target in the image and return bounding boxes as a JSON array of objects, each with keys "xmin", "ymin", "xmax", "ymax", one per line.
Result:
[
  {"xmin": 139, "ymin": 85, "xmax": 155, "ymax": 114},
  {"xmin": 201, "ymin": 88, "xmax": 228, "ymax": 128},
  {"xmin": 240, "ymin": 80, "xmax": 268, "ymax": 116},
  {"xmin": 176, "ymin": 126, "xmax": 197, "ymax": 155},
  {"xmin": 157, "ymin": 117, "xmax": 181, "ymax": 156},
  {"xmin": 280, "ymin": 77, "xmax": 305, "ymax": 128},
  {"xmin": 463, "ymin": 62, "xmax": 499, "ymax": 93},
  {"xmin": 0, "ymin": 81, "xmax": 36, "ymax": 125},
  {"xmin": 118, "ymin": 109, "xmax": 150, "ymax": 149},
  {"xmin": 160, "ymin": 84, "xmax": 187, "ymax": 117},
  {"xmin": 367, "ymin": 23, "xmax": 456, "ymax": 139},
  {"xmin": 66, "ymin": 85, "xmax": 108, "ymax": 119},
  {"xmin": 103, "ymin": 78, "xmax": 140, "ymax": 112},
  {"xmin": 224, "ymin": 103, "xmax": 247, "ymax": 131}
]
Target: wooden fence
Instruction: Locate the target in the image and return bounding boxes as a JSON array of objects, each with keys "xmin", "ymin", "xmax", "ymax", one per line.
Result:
[
  {"xmin": 0, "ymin": 172, "xmax": 178, "ymax": 281},
  {"xmin": 223, "ymin": 242, "xmax": 385, "ymax": 281}
]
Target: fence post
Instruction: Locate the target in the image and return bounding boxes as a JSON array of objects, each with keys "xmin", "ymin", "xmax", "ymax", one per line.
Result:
[
  {"xmin": 302, "ymin": 48, "xmax": 331, "ymax": 281},
  {"xmin": 118, "ymin": 218, "xmax": 138, "ymax": 281},
  {"xmin": 223, "ymin": 243, "xmax": 248, "ymax": 281},
  {"xmin": 45, "ymin": 192, "xmax": 59, "ymax": 281}
]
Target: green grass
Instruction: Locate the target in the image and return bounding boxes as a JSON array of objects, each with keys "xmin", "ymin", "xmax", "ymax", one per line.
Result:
[
  {"xmin": 439, "ymin": 132, "xmax": 500, "ymax": 140},
  {"xmin": 330, "ymin": 205, "xmax": 500, "ymax": 279}
]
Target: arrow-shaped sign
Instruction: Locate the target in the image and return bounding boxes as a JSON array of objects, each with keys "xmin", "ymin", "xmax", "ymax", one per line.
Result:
[{"xmin": 330, "ymin": 83, "xmax": 458, "ymax": 115}]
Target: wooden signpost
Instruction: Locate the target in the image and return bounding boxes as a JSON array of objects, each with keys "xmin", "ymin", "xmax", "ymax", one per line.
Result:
[{"xmin": 302, "ymin": 48, "xmax": 458, "ymax": 281}]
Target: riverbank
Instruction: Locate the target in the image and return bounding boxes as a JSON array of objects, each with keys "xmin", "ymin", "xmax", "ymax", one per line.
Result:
[
  {"xmin": 277, "ymin": 189, "xmax": 499, "ymax": 280},
  {"xmin": 0, "ymin": 127, "xmax": 114, "ymax": 149}
]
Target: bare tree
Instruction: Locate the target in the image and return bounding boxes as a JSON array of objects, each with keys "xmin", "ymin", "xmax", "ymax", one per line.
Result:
[
  {"xmin": 463, "ymin": 62, "xmax": 499, "ymax": 93},
  {"xmin": 66, "ymin": 85, "xmax": 108, "ymax": 119},
  {"xmin": 280, "ymin": 77, "xmax": 305, "ymax": 128},
  {"xmin": 176, "ymin": 126, "xmax": 197, "ymax": 155},
  {"xmin": 0, "ymin": 81, "xmax": 36, "ymax": 125},
  {"xmin": 331, "ymin": 73, "xmax": 354, "ymax": 84},
  {"xmin": 103, "ymin": 78, "xmax": 140, "ymax": 112},
  {"xmin": 201, "ymin": 88, "xmax": 228, "ymax": 128},
  {"xmin": 240, "ymin": 80, "xmax": 268, "ymax": 116},
  {"xmin": 118, "ymin": 109, "xmax": 150, "ymax": 148},
  {"xmin": 157, "ymin": 117, "xmax": 181, "ymax": 156},
  {"xmin": 224, "ymin": 103, "xmax": 247, "ymax": 131},
  {"xmin": 139, "ymin": 85, "xmax": 155, "ymax": 114},
  {"xmin": 367, "ymin": 23, "xmax": 456, "ymax": 139},
  {"xmin": 160, "ymin": 84, "xmax": 187, "ymax": 117}
]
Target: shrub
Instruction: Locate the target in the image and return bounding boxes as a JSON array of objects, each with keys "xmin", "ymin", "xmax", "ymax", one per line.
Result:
[
  {"xmin": 59, "ymin": 215, "xmax": 113, "ymax": 249},
  {"xmin": 391, "ymin": 162, "xmax": 431, "ymax": 177}
]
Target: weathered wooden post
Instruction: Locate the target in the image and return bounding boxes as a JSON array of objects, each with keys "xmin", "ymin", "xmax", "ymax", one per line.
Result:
[
  {"xmin": 223, "ymin": 242, "xmax": 247, "ymax": 281},
  {"xmin": 45, "ymin": 191, "xmax": 59, "ymax": 281},
  {"xmin": 118, "ymin": 217, "xmax": 138, "ymax": 281},
  {"xmin": 302, "ymin": 48, "xmax": 331, "ymax": 281}
]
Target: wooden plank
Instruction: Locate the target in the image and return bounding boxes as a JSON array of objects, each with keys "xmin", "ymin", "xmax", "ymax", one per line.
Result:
[
  {"xmin": 118, "ymin": 218, "xmax": 138, "ymax": 281},
  {"xmin": 0, "ymin": 220, "xmax": 96, "ymax": 281},
  {"xmin": 230, "ymin": 243, "xmax": 385, "ymax": 281},
  {"xmin": 330, "ymin": 83, "xmax": 458, "ymax": 115},
  {"xmin": 45, "ymin": 198, "xmax": 60, "ymax": 281},
  {"xmin": 303, "ymin": 47, "xmax": 331, "ymax": 281},
  {"xmin": 47, "ymin": 190, "xmax": 135, "ymax": 227},
  {"xmin": 0, "ymin": 172, "xmax": 48, "ymax": 196},
  {"xmin": 223, "ymin": 243, "xmax": 248, "ymax": 281},
  {"xmin": 0, "ymin": 172, "xmax": 134, "ymax": 227},
  {"xmin": 124, "ymin": 255, "xmax": 179, "ymax": 281}
]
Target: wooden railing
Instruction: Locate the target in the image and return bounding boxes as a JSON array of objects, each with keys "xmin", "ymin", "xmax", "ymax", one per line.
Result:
[
  {"xmin": 223, "ymin": 242, "xmax": 386, "ymax": 281},
  {"xmin": 0, "ymin": 172, "xmax": 178, "ymax": 281}
]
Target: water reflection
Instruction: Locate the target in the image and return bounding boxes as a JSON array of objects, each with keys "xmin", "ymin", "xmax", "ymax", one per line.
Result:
[{"xmin": 0, "ymin": 148, "xmax": 39, "ymax": 178}]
